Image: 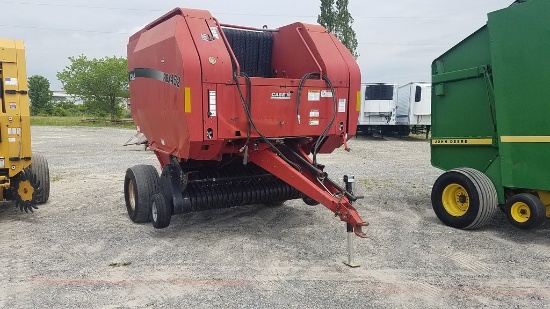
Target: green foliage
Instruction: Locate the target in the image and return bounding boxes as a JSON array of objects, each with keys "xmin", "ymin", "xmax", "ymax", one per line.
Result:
[
  {"xmin": 57, "ymin": 55, "xmax": 129, "ymax": 120},
  {"xmin": 28, "ymin": 75, "xmax": 54, "ymax": 115},
  {"xmin": 317, "ymin": 0, "xmax": 336, "ymax": 33},
  {"xmin": 318, "ymin": 0, "xmax": 359, "ymax": 59},
  {"xmin": 51, "ymin": 100, "xmax": 85, "ymax": 117}
]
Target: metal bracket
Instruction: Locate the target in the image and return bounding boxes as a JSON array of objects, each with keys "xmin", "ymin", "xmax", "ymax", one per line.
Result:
[{"xmin": 160, "ymin": 162, "xmax": 189, "ymax": 215}]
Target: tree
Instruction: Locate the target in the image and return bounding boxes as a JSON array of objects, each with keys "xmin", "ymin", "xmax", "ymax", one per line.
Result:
[
  {"xmin": 57, "ymin": 55, "xmax": 129, "ymax": 120},
  {"xmin": 28, "ymin": 75, "xmax": 53, "ymax": 115},
  {"xmin": 317, "ymin": 0, "xmax": 359, "ymax": 59},
  {"xmin": 317, "ymin": 0, "xmax": 336, "ymax": 33}
]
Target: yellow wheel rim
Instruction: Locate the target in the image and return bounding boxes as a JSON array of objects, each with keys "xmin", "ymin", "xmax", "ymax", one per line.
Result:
[
  {"xmin": 17, "ymin": 180, "xmax": 35, "ymax": 202},
  {"xmin": 442, "ymin": 183, "xmax": 470, "ymax": 217},
  {"xmin": 510, "ymin": 202, "xmax": 530, "ymax": 223}
]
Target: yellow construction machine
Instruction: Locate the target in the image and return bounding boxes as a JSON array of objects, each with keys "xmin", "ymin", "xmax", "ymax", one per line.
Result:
[{"xmin": 0, "ymin": 38, "xmax": 49, "ymax": 212}]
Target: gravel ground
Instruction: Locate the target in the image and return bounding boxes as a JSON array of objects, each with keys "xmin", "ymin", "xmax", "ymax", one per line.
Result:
[{"xmin": 1, "ymin": 126, "xmax": 549, "ymax": 309}]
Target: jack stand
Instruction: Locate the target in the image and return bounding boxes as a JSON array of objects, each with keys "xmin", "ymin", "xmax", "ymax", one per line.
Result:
[
  {"xmin": 343, "ymin": 175, "xmax": 360, "ymax": 268},
  {"xmin": 343, "ymin": 223, "xmax": 360, "ymax": 267}
]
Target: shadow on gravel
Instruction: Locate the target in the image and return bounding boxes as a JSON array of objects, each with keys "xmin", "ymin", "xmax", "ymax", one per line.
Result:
[
  {"xmin": 489, "ymin": 214, "xmax": 550, "ymax": 244},
  {"xmin": 354, "ymin": 135, "xmax": 388, "ymax": 142},
  {"xmin": 149, "ymin": 203, "xmax": 316, "ymax": 240},
  {"xmin": 0, "ymin": 201, "xmax": 34, "ymax": 222},
  {"xmin": 353, "ymin": 135, "xmax": 429, "ymax": 143}
]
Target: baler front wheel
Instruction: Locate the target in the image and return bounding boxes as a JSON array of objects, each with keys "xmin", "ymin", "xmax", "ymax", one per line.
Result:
[
  {"xmin": 504, "ymin": 193, "xmax": 546, "ymax": 230},
  {"xmin": 124, "ymin": 165, "xmax": 159, "ymax": 223},
  {"xmin": 431, "ymin": 168, "xmax": 498, "ymax": 229},
  {"xmin": 29, "ymin": 153, "xmax": 50, "ymax": 204},
  {"xmin": 151, "ymin": 193, "xmax": 171, "ymax": 229}
]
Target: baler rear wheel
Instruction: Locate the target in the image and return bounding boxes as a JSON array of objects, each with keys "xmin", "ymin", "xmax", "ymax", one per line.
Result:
[
  {"xmin": 504, "ymin": 193, "xmax": 546, "ymax": 230},
  {"xmin": 431, "ymin": 168, "xmax": 498, "ymax": 229},
  {"xmin": 124, "ymin": 165, "xmax": 159, "ymax": 223},
  {"xmin": 151, "ymin": 193, "xmax": 171, "ymax": 229},
  {"xmin": 29, "ymin": 153, "xmax": 50, "ymax": 204}
]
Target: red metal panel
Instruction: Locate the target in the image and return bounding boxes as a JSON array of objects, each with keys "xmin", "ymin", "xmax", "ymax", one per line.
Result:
[
  {"xmin": 271, "ymin": 23, "xmax": 321, "ymax": 79},
  {"xmin": 329, "ymin": 33, "xmax": 361, "ymax": 137},
  {"xmin": 182, "ymin": 17, "xmax": 234, "ymax": 84},
  {"xmin": 216, "ymin": 78, "xmax": 346, "ymax": 142},
  {"xmin": 129, "ymin": 16, "xmax": 185, "ymax": 158}
]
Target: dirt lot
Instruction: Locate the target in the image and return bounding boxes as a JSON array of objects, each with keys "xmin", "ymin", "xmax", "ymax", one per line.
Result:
[{"xmin": 1, "ymin": 126, "xmax": 549, "ymax": 308}]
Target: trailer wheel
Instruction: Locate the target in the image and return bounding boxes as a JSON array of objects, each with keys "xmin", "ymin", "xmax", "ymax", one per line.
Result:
[
  {"xmin": 431, "ymin": 168, "xmax": 498, "ymax": 229},
  {"xmin": 151, "ymin": 193, "xmax": 171, "ymax": 229},
  {"xmin": 29, "ymin": 153, "xmax": 50, "ymax": 204},
  {"xmin": 124, "ymin": 165, "xmax": 159, "ymax": 223},
  {"xmin": 504, "ymin": 193, "xmax": 546, "ymax": 230}
]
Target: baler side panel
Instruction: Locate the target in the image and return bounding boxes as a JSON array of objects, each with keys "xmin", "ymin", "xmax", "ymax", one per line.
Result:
[
  {"xmin": 130, "ymin": 17, "xmax": 189, "ymax": 159},
  {"xmin": 328, "ymin": 33, "xmax": 361, "ymax": 138},
  {"xmin": 180, "ymin": 15, "xmax": 235, "ymax": 160},
  {"xmin": 431, "ymin": 26, "xmax": 500, "ymax": 174},
  {"xmin": 431, "ymin": 25, "xmax": 504, "ymax": 200},
  {"xmin": 301, "ymin": 29, "xmax": 355, "ymax": 151},
  {"xmin": 0, "ymin": 39, "xmax": 32, "ymax": 177},
  {"xmin": 488, "ymin": 0, "xmax": 550, "ymax": 191}
]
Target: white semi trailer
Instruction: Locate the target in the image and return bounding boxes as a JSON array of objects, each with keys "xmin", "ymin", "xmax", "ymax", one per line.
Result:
[
  {"xmin": 396, "ymin": 82, "xmax": 431, "ymax": 137},
  {"xmin": 357, "ymin": 83, "xmax": 399, "ymax": 135}
]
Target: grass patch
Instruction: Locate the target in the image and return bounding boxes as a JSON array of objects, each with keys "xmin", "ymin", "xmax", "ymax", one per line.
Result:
[
  {"xmin": 51, "ymin": 174, "xmax": 64, "ymax": 182},
  {"xmin": 357, "ymin": 178, "xmax": 395, "ymax": 190},
  {"xmin": 31, "ymin": 116, "xmax": 135, "ymax": 129}
]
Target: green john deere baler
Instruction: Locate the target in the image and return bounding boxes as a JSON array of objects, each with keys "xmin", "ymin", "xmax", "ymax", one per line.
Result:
[{"xmin": 430, "ymin": 0, "xmax": 550, "ymax": 230}]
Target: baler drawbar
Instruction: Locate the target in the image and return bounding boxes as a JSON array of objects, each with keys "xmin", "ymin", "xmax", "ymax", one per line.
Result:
[{"xmin": 124, "ymin": 8, "xmax": 368, "ymax": 237}]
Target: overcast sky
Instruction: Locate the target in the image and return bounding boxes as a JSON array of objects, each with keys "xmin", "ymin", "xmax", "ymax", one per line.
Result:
[{"xmin": 2, "ymin": 0, "xmax": 513, "ymax": 90}]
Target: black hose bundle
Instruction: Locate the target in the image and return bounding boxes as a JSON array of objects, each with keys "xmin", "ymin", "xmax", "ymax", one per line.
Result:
[{"xmin": 296, "ymin": 73, "xmax": 338, "ymax": 166}]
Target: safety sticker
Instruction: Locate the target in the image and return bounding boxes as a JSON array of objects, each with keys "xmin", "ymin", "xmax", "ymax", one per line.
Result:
[
  {"xmin": 338, "ymin": 99, "xmax": 346, "ymax": 113},
  {"xmin": 9, "ymin": 102, "xmax": 16, "ymax": 109},
  {"xmin": 321, "ymin": 90, "xmax": 333, "ymax": 98},
  {"xmin": 8, "ymin": 137, "xmax": 16, "ymax": 142},
  {"xmin": 209, "ymin": 27, "xmax": 220, "ymax": 39},
  {"xmin": 209, "ymin": 90, "xmax": 217, "ymax": 117},
  {"xmin": 309, "ymin": 118, "xmax": 320, "ymax": 126},
  {"xmin": 7, "ymin": 128, "xmax": 21, "ymax": 135},
  {"xmin": 5, "ymin": 78, "xmax": 17, "ymax": 86},
  {"xmin": 308, "ymin": 90, "xmax": 321, "ymax": 101},
  {"xmin": 309, "ymin": 110, "xmax": 320, "ymax": 117}
]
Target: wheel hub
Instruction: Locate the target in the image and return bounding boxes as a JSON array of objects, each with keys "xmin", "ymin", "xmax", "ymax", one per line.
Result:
[
  {"xmin": 442, "ymin": 183, "xmax": 470, "ymax": 217},
  {"xmin": 151, "ymin": 201, "xmax": 158, "ymax": 222},
  {"xmin": 511, "ymin": 202, "xmax": 530, "ymax": 223},
  {"xmin": 11, "ymin": 170, "xmax": 42, "ymax": 213},
  {"xmin": 128, "ymin": 179, "xmax": 136, "ymax": 211}
]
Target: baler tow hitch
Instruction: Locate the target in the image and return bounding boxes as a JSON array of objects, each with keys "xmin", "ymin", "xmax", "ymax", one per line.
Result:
[{"xmin": 248, "ymin": 142, "xmax": 369, "ymax": 238}]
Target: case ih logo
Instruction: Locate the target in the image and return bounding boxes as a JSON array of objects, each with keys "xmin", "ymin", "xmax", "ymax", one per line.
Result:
[{"xmin": 271, "ymin": 92, "xmax": 292, "ymax": 100}]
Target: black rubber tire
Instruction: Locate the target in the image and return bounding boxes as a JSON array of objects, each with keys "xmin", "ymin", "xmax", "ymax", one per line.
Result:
[
  {"xmin": 151, "ymin": 193, "xmax": 171, "ymax": 229},
  {"xmin": 124, "ymin": 165, "xmax": 159, "ymax": 223},
  {"xmin": 431, "ymin": 168, "xmax": 498, "ymax": 229},
  {"xmin": 504, "ymin": 193, "xmax": 546, "ymax": 230},
  {"xmin": 29, "ymin": 153, "xmax": 50, "ymax": 204}
]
